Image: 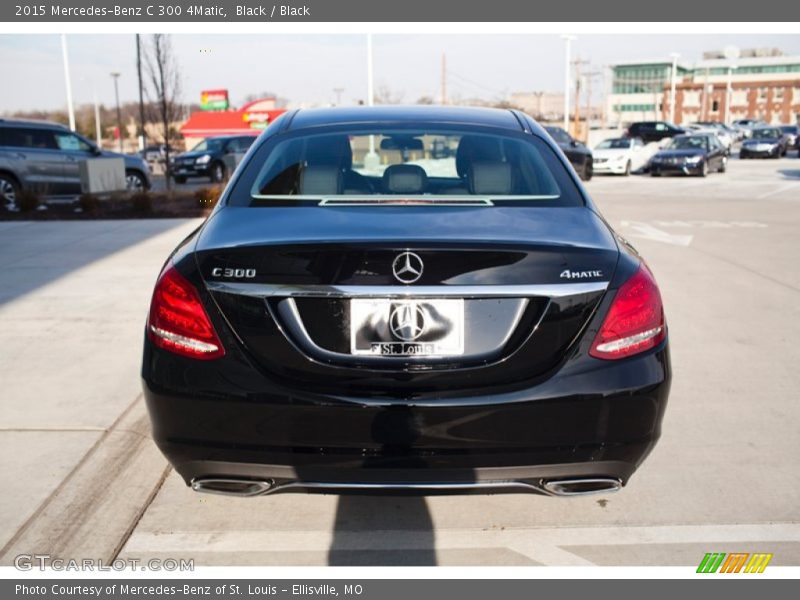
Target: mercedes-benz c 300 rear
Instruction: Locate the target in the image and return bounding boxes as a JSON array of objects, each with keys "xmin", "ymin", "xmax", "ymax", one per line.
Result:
[{"xmin": 142, "ymin": 106, "xmax": 671, "ymax": 497}]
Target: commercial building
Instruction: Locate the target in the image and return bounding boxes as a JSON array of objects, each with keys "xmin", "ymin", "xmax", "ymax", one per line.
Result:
[
  {"xmin": 607, "ymin": 49, "xmax": 800, "ymax": 126},
  {"xmin": 180, "ymin": 97, "xmax": 287, "ymax": 149}
]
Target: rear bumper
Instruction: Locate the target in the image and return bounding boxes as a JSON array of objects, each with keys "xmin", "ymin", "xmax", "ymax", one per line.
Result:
[
  {"xmin": 739, "ymin": 148, "xmax": 779, "ymax": 158},
  {"xmin": 593, "ymin": 162, "xmax": 628, "ymax": 174},
  {"xmin": 143, "ymin": 342, "xmax": 671, "ymax": 495}
]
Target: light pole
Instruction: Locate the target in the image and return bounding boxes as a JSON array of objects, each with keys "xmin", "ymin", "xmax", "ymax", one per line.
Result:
[
  {"xmin": 668, "ymin": 53, "xmax": 680, "ymax": 124},
  {"xmin": 136, "ymin": 34, "xmax": 147, "ymax": 152},
  {"xmin": 60, "ymin": 34, "xmax": 76, "ymax": 131},
  {"xmin": 723, "ymin": 45, "xmax": 740, "ymax": 125},
  {"xmin": 110, "ymin": 72, "xmax": 123, "ymax": 152},
  {"xmin": 364, "ymin": 34, "xmax": 378, "ymax": 170},
  {"xmin": 561, "ymin": 35, "xmax": 576, "ymax": 131}
]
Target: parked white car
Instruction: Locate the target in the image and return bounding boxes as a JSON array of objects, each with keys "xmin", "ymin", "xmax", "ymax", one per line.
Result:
[
  {"xmin": 687, "ymin": 123, "xmax": 734, "ymax": 150},
  {"xmin": 592, "ymin": 137, "xmax": 652, "ymax": 175}
]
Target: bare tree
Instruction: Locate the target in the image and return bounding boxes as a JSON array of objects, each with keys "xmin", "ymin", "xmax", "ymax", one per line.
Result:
[
  {"xmin": 143, "ymin": 34, "xmax": 182, "ymax": 189},
  {"xmin": 374, "ymin": 84, "xmax": 405, "ymax": 105}
]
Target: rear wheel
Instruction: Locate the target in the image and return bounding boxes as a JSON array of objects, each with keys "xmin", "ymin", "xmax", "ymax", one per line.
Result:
[
  {"xmin": 580, "ymin": 161, "xmax": 592, "ymax": 181},
  {"xmin": 173, "ymin": 175, "xmax": 187, "ymax": 185},
  {"xmin": 209, "ymin": 162, "xmax": 226, "ymax": 183},
  {"xmin": 126, "ymin": 170, "xmax": 147, "ymax": 192},
  {"xmin": 0, "ymin": 173, "xmax": 20, "ymax": 211},
  {"xmin": 699, "ymin": 161, "xmax": 708, "ymax": 177}
]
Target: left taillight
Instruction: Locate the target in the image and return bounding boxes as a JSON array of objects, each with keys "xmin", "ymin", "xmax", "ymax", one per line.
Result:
[
  {"xmin": 147, "ymin": 263, "xmax": 225, "ymax": 360},
  {"xmin": 589, "ymin": 263, "xmax": 666, "ymax": 360}
]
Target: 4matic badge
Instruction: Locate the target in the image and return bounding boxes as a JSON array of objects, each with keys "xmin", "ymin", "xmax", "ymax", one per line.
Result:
[{"xmin": 560, "ymin": 269, "xmax": 603, "ymax": 280}]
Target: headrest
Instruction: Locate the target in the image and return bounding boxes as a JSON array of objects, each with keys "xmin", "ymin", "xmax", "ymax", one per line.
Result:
[
  {"xmin": 299, "ymin": 165, "xmax": 341, "ymax": 195},
  {"xmin": 382, "ymin": 164, "xmax": 428, "ymax": 194},
  {"xmin": 456, "ymin": 135, "xmax": 504, "ymax": 178},
  {"xmin": 469, "ymin": 162, "xmax": 513, "ymax": 195},
  {"xmin": 305, "ymin": 136, "xmax": 353, "ymax": 170}
]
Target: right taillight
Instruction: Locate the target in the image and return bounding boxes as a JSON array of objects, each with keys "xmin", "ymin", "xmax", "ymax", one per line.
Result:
[
  {"xmin": 589, "ymin": 263, "xmax": 666, "ymax": 360},
  {"xmin": 147, "ymin": 263, "xmax": 225, "ymax": 360}
]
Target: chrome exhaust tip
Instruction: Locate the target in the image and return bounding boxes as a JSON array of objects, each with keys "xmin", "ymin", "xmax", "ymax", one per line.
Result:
[
  {"xmin": 191, "ymin": 478, "xmax": 274, "ymax": 497},
  {"xmin": 542, "ymin": 477, "xmax": 622, "ymax": 496}
]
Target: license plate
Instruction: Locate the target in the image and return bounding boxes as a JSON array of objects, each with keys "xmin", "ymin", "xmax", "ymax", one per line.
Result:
[{"xmin": 350, "ymin": 299, "xmax": 464, "ymax": 357}]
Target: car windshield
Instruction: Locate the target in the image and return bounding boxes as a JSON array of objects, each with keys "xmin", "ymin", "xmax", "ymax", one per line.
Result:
[
  {"xmin": 667, "ymin": 136, "xmax": 708, "ymax": 150},
  {"xmin": 230, "ymin": 128, "xmax": 583, "ymax": 206},
  {"xmin": 596, "ymin": 138, "xmax": 631, "ymax": 149},
  {"xmin": 191, "ymin": 138, "xmax": 225, "ymax": 153},
  {"xmin": 753, "ymin": 128, "xmax": 781, "ymax": 138}
]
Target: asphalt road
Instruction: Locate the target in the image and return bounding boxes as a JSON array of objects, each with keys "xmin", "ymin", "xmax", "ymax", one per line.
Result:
[{"xmin": 1, "ymin": 155, "xmax": 799, "ymax": 567}]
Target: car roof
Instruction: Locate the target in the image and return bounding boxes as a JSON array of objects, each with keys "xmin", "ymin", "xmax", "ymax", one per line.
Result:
[
  {"xmin": 286, "ymin": 105, "xmax": 524, "ymax": 132},
  {"xmin": 0, "ymin": 118, "xmax": 70, "ymax": 130}
]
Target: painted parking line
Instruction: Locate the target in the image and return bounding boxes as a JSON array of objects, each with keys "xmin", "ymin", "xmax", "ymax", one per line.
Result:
[{"xmin": 121, "ymin": 523, "xmax": 800, "ymax": 566}]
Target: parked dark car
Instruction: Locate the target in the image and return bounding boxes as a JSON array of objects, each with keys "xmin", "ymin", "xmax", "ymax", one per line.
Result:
[
  {"xmin": 0, "ymin": 118, "xmax": 151, "ymax": 211},
  {"xmin": 171, "ymin": 135, "xmax": 257, "ymax": 184},
  {"xmin": 142, "ymin": 106, "xmax": 671, "ymax": 498},
  {"xmin": 649, "ymin": 133, "xmax": 728, "ymax": 176},
  {"xmin": 778, "ymin": 125, "xmax": 799, "ymax": 155},
  {"xmin": 543, "ymin": 126, "xmax": 593, "ymax": 180},
  {"xmin": 625, "ymin": 121, "xmax": 685, "ymax": 144},
  {"xmin": 740, "ymin": 127, "xmax": 789, "ymax": 159}
]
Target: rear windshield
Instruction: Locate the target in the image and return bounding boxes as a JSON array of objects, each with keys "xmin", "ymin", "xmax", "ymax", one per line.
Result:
[
  {"xmin": 752, "ymin": 128, "xmax": 781, "ymax": 138},
  {"xmin": 667, "ymin": 136, "xmax": 709, "ymax": 150},
  {"xmin": 227, "ymin": 127, "xmax": 585, "ymax": 207},
  {"xmin": 596, "ymin": 138, "xmax": 631, "ymax": 149}
]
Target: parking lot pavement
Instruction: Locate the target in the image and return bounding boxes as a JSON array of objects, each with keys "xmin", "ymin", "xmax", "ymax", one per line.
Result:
[{"xmin": 2, "ymin": 156, "xmax": 800, "ymax": 567}]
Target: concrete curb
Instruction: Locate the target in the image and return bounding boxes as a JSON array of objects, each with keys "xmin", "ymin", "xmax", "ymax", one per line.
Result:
[{"xmin": 0, "ymin": 395, "xmax": 170, "ymax": 565}]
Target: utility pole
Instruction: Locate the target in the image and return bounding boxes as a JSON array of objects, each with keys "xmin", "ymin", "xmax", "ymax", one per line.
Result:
[
  {"xmin": 111, "ymin": 72, "xmax": 123, "ymax": 152},
  {"xmin": 441, "ymin": 53, "xmax": 447, "ymax": 105},
  {"xmin": 572, "ymin": 57, "xmax": 589, "ymax": 138},
  {"xmin": 561, "ymin": 35, "xmax": 575, "ymax": 131},
  {"xmin": 136, "ymin": 34, "xmax": 146, "ymax": 152},
  {"xmin": 668, "ymin": 53, "xmax": 680, "ymax": 123}
]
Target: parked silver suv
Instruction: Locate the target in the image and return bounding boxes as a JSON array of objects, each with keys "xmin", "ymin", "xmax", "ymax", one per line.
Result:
[{"xmin": 0, "ymin": 119, "xmax": 151, "ymax": 210}]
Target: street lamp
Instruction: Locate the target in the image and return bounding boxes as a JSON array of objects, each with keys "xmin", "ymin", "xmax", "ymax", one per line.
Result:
[
  {"xmin": 723, "ymin": 46, "xmax": 740, "ymax": 125},
  {"xmin": 562, "ymin": 35, "xmax": 576, "ymax": 131},
  {"xmin": 60, "ymin": 34, "xmax": 76, "ymax": 131},
  {"xmin": 668, "ymin": 53, "xmax": 680, "ymax": 124},
  {"xmin": 110, "ymin": 72, "xmax": 123, "ymax": 152}
]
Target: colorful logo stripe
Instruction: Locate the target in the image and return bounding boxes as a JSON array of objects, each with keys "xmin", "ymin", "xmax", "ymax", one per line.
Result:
[{"xmin": 697, "ymin": 552, "xmax": 773, "ymax": 573}]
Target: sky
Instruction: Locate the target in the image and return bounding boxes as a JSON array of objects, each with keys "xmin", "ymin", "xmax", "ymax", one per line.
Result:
[{"xmin": 1, "ymin": 33, "xmax": 799, "ymax": 113}]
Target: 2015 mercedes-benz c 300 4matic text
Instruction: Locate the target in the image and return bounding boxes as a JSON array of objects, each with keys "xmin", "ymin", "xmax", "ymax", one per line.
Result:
[{"xmin": 142, "ymin": 106, "xmax": 671, "ymax": 498}]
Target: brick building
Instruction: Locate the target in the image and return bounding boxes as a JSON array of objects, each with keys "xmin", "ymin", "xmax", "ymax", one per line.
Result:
[{"xmin": 608, "ymin": 50, "xmax": 800, "ymax": 126}]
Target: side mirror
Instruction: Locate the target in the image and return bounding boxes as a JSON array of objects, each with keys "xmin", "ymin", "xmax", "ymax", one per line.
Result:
[
  {"xmin": 570, "ymin": 139, "xmax": 579, "ymax": 148},
  {"xmin": 91, "ymin": 146, "xmax": 103, "ymax": 156}
]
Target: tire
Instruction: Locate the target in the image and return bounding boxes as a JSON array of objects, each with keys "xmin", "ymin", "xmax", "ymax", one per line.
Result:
[
  {"xmin": 209, "ymin": 162, "xmax": 226, "ymax": 183},
  {"xmin": 126, "ymin": 170, "xmax": 147, "ymax": 193},
  {"xmin": 580, "ymin": 161, "xmax": 593, "ymax": 181},
  {"xmin": 173, "ymin": 176, "xmax": 187, "ymax": 185},
  {"xmin": 650, "ymin": 171, "xmax": 661, "ymax": 177},
  {"xmin": 698, "ymin": 161, "xmax": 708, "ymax": 177},
  {"xmin": 719, "ymin": 157, "xmax": 727, "ymax": 173},
  {"xmin": 623, "ymin": 160, "xmax": 631, "ymax": 176},
  {"xmin": 0, "ymin": 173, "xmax": 20, "ymax": 211}
]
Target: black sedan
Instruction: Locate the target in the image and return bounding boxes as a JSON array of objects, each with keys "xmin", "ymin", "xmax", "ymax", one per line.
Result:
[
  {"xmin": 649, "ymin": 134, "xmax": 728, "ymax": 176},
  {"xmin": 171, "ymin": 135, "xmax": 257, "ymax": 184},
  {"xmin": 143, "ymin": 106, "xmax": 671, "ymax": 498},
  {"xmin": 740, "ymin": 127, "xmax": 790, "ymax": 159},
  {"xmin": 543, "ymin": 126, "xmax": 593, "ymax": 181}
]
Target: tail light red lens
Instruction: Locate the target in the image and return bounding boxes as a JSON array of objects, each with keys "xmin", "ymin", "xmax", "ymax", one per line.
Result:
[
  {"xmin": 589, "ymin": 263, "xmax": 666, "ymax": 360},
  {"xmin": 147, "ymin": 263, "xmax": 225, "ymax": 360}
]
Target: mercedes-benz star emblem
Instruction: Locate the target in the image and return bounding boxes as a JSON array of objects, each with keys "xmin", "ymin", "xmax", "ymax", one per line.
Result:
[
  {"xmin": 392, "ymin": 252, "xmax": 424, "ymax": 284},
  {"xmin": 389, "ymin": 303, "xmax": 427, "ymax": 342}
]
